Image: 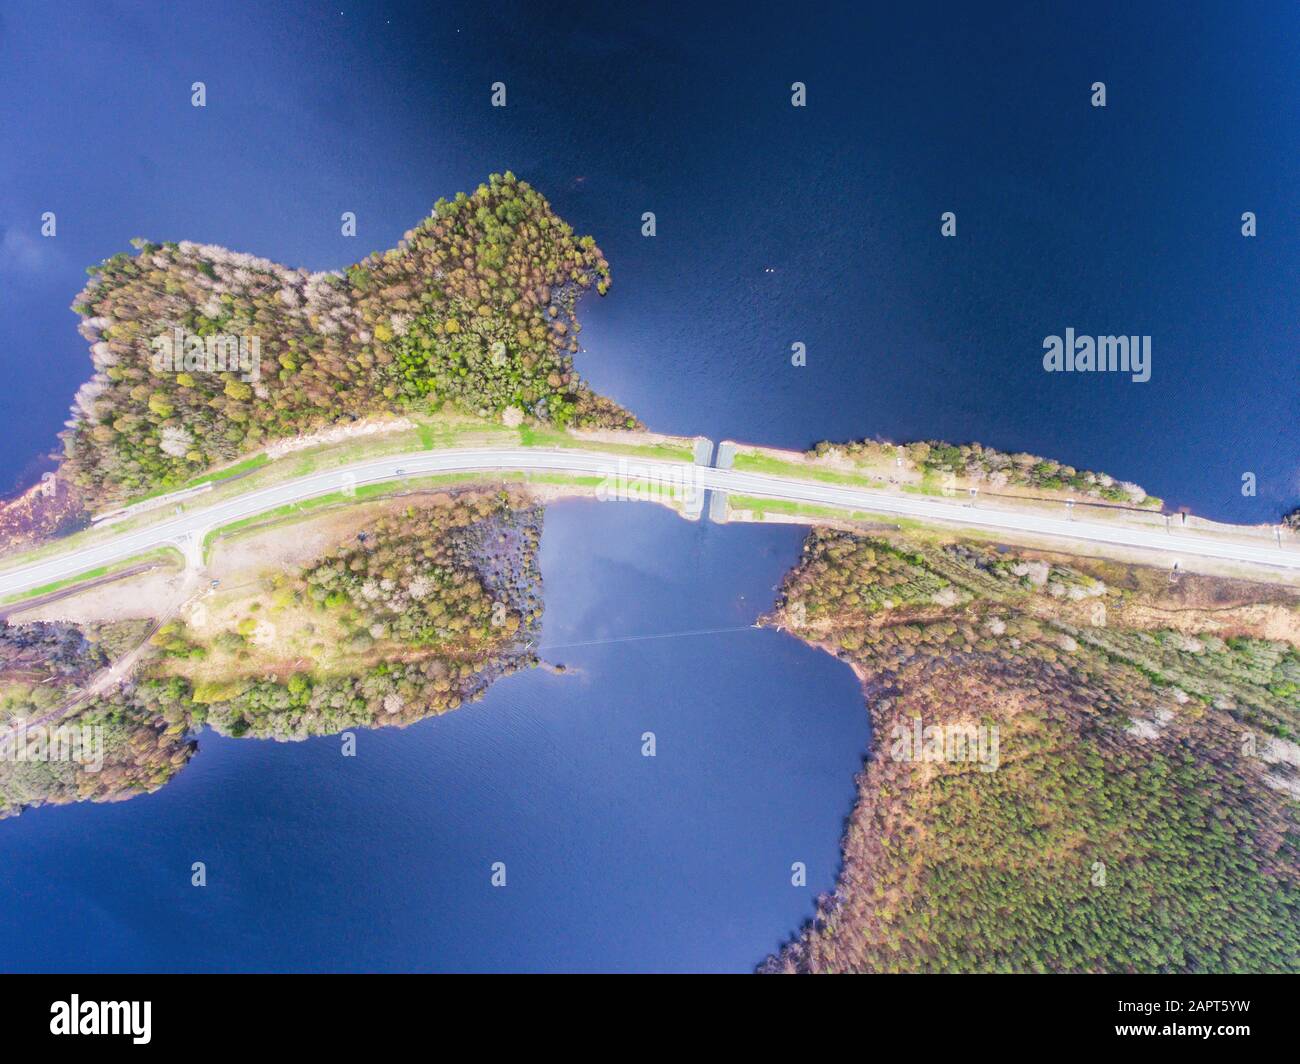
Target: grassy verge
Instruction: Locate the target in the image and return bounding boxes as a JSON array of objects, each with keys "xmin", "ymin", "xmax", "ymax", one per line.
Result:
[
  {"xmin": 119, "ymin": 454, "xmax": 273, "ymax": 509},
  {"xmin": 732, "ymin": 451, "xmax": 887, "ymax": 488},
  {"xmin": 0, "ymin": 412, "xmax": 502, "ymax": 574},
  {"xmin": 199, "ymin": 470, "xmax": 622, "ymax": 562},
  {"xmin": 0, "ymin": 548, "xmax": 183, "ymax": 606},
  {"xmin": 518, "ymin": 426, "xmax": 695, "ymax": 463},
  {"xmin": 727, "ymin": 495, "xmax": 929, "ymax": 530}
]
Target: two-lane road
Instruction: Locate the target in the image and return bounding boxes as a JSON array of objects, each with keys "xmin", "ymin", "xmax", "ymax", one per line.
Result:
[
  {"xmin": 705, "ymin": 466, "xmax": 1300, "ymax": 574},
  {"xmin": 0, "ymin": 446, "xmax": 1296, "ymax": 600}
]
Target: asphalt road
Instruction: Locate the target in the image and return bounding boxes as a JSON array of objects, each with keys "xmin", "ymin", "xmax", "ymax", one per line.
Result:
[{"xmin": 0, "ymin": 447, "xmax": 1296, "ymax": 599}]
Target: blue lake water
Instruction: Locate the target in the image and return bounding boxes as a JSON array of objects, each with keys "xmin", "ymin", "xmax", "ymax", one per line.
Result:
[
  {"xmin": 0, "ymin": 502, "xmax": 868, "ymax": 971},
  {"xmin": 1, "ymin": 1, "xmax": 1296, "ymax": 518},
  {"xmin": 0, "ymin": 0, "xmax": 1296, "ymax": 969}
]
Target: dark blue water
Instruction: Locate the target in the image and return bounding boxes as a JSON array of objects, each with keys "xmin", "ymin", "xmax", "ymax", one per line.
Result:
[
  {"xmin": 0, "ymin": 0, "xmax": 1296, "ymax": 970},
  {"xmin": 1, "ymin": 0, "xmax": 1296, "ymax": 518},
  {"xmin": 0, "ymin": 502, "xmax": 869, "ymax": 971}
]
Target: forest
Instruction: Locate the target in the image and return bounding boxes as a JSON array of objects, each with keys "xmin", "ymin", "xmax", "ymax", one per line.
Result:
[
  {"xmin": 762, "ymin": 528, "xmax": 1300, "ymax": 973},
  {"xmin": 809, "ymin": 437, "xmax": 1156, "ymax": 505},
  {"xmin": 0, "ymin": 619, "xmax": 152, "ymax": 725},
  {"xmin": 61, "ymin": 172, "xmax": 635, "ymax": 507},
  {"xmin": 0, "ymin": 620, "xmax": 195, "ymax": 817},
  {"xmin": 0, "ymin": 489, "xmax": 544, "ymax": 814}
]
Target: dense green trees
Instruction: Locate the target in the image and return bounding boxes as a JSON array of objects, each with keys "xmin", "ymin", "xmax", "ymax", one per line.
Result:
[
  {"xmin": 158, "ymin": 491, "xmax": 544, "ymax": 740},
  {"xmin": 0, "ymin": 490, "xmax": 545, "ymax": 807},
  {"xmin": 763, "ymin": 529, "xmax": 1300, "ymax": 973},
  {"xmin": 809, "ymin": 438, "xmax": 1153, "ymax": 504},
  {"xmin": 0, "ymin": 625, "xmax": 193, "ymax": 817},
  {"xmin": 63, "ymin": 173, "xmax": 635, "ymax": 506},
  {"xmin": 0, "ymin": 620, "xmax": 153, "ymax": 723},
  {"xmin": 299, "ymin": 491, "xmax": 534, "ymax": 650}
]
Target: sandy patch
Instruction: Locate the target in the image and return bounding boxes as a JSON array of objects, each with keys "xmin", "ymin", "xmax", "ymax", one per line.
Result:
[
  {"xmin": 563, "ymin": 427, "xmax": 699, "ymax": 450},
  {"xmin": 9, "ymin": 564, "xmax": 189, "ymax": 625},
  {"xmin": 263, "ymin": 415, "xmax": 415, "ymax": 459}
]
